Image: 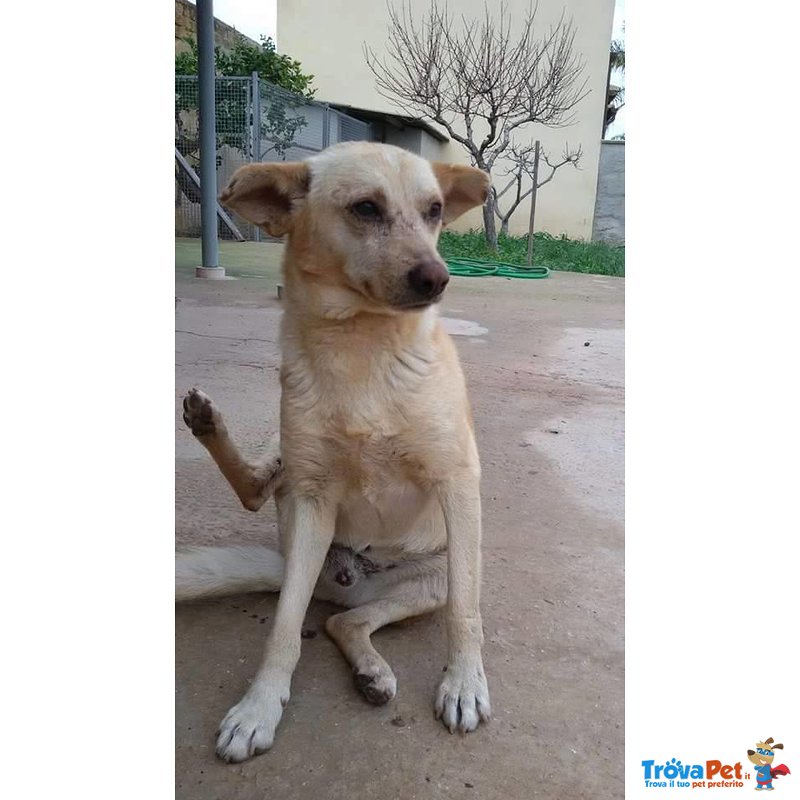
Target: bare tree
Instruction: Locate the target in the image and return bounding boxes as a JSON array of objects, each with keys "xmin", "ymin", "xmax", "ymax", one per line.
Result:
[
  {"xmin": 365, "ymin": 1, "xmax": 589, "ymax": 250},
  {"xmin": 494, "ymin": 142, "xmax": 582, "ymax": 236}
]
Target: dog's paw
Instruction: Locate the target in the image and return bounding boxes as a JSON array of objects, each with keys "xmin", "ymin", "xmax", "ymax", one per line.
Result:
[
  {"xmin": 434, "ymin": 659, "xmax": 491, "ymax": 734},
  {"xmin": 353, "ymin": 655, "xmax": 397, "ymax": 705},
  {"xmin": 215, "ymin": 683, "xmax": 289, "ymax": 763},
  {"xmin": 182, "ymin": 388, "xmax": 221, "ymax": 438}
]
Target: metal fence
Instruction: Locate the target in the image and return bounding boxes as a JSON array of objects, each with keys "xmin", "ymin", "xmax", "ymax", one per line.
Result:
[{"xmin": 175, "ymin": 74, "xmax": 373, "ymax": 240}]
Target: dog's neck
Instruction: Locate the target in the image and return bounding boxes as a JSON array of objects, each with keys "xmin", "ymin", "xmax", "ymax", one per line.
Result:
[{"xmin": 280, "ymin": 254, "xmax": 440, "ymax": 358}]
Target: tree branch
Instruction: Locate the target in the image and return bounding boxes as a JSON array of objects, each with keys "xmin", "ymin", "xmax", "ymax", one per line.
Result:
[{"xmin": 363, "ymin": 1, "xmax": 590, "ymax": 244}]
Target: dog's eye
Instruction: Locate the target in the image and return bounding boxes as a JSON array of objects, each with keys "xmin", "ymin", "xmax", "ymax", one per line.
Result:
[
  {"xmin": 427, "ymin": 202, "xmax": 442, "ymax": 220},
  {"xmin": 351, "ymin": 201, "xmax": 382, "ymax": 220}
]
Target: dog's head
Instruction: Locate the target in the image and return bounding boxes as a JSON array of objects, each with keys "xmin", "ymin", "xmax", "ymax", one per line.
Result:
[
  {"xmin": 747, "ymin": 738, "xmax": 783, "ymax": 766},
  {"xmin": 220, "ymin": 142, "xmax": 489, "ymax": 313}
]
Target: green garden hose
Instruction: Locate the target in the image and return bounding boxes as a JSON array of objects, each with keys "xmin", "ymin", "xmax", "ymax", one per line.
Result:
[{"xmin": 445, "ymin": 257, "xmax": 551, "ymax": 279}]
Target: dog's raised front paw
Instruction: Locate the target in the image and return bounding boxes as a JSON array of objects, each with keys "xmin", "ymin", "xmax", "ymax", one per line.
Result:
[
  {"xmin": 434, "ymin": 659, "xmax": 491, "ymax": 734},
  {"xmin": 182, "ymin": 388, "xmax": 221, "ymax": 438},
  {"xmin": 215, "ymin": 683, "xmax": 289, "ymax": 763}
]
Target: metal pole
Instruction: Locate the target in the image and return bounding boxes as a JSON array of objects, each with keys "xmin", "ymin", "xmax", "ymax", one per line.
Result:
[
  {"xmin": 251, "ymin": 71, "xmax": 261, "ymax": 162},
  {"xmin": 526, "ymin": 140, "xmax": 540, "ymax": 267},
  {"xmin": 322, "ymin": 106, "xmax": 330, "ymax": 149},
  {"xmin": 196, "ymin": 0, "xmax": 224, "ymax": 277},
  {"xmin": 251, "ymin": 71, "xmax": 262, "ymax": 242}
]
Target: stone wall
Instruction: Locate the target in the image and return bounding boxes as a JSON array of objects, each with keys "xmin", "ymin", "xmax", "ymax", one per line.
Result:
[
  {"xmin": 175, "ymin": 0, "xmax": 260, "ymax": 55},
  {"xmin": 592, "ymin": 140, "xmax": 625, "ymax": 244}
]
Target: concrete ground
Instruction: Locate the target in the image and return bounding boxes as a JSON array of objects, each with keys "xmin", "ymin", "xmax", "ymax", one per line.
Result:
[{"xmin": 175, "ymin": 239, "xmax": 624, "ymax": 799}]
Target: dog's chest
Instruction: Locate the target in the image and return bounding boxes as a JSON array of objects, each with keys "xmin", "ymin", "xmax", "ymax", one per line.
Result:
[
  {"xmin": 337, "ymin": 421, "xmax": 428, "ymax": 493},
  {"xmin": 334, "ymin": 432, "xmax": 438, "ymax": 547},
  {"xmin": 317, "ymin": 420, "xmax": 437, "ymax": 548},
  {"xmin": 282, "ymin": 331, "xmax": 450, "ymax": 495}
]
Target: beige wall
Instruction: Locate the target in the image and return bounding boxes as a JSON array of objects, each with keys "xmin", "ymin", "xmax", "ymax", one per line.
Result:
[{"xmin": 277, "ymin": 0, "xmax": 614, "ymax": 239}]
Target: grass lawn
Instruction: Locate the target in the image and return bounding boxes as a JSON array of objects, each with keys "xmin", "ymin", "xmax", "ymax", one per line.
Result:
[{"xmin": 438, "ymin": 230, "xmax": 624, "ymax": 277}]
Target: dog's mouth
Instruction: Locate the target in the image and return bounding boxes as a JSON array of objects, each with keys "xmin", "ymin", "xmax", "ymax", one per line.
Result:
[
  {"xmin": 391, "ymin": 293, "xmax": 445, "ymax": 311},
  {"xmin": 352, "ymin": 276, "xmax": 446, "ymax": 314}
]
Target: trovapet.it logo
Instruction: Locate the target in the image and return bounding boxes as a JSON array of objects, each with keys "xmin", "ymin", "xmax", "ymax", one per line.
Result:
[
  {"xmin": 641, "ymin": 758, "xmax": 746, "ymax": 789},
  {"xmin": 640, "ymin": 736, "xmax": 791, "ymax": 791}
]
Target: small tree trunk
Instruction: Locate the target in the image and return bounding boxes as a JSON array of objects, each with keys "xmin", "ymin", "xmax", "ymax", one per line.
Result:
[
  {"xmin": 500, "ymin": 218, "xmax": 510, "ymax": 236},
  {"xmin": 483, "ymin": 191, "xmax": 499, "ymax": 252}
]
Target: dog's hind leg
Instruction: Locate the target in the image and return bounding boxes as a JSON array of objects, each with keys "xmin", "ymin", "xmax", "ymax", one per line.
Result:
[
  {"xmin": 323, "ymin": 553, "xmax": 446, "ymax": 706},
  {"xmin": 182, "ymin": 388, "xmax": 282, "ymax": 511}
]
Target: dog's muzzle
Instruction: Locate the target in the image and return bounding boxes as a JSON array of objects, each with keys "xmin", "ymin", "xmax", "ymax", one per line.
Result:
[{"xmin": 407, "ymin": 260, "xmax": 450, "ymax": 302}]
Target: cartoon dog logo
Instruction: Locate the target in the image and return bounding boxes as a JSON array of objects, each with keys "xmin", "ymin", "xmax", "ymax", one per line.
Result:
[{"xmin": 747, "ymin": 738, "xmax": 790, "ymax": 791}]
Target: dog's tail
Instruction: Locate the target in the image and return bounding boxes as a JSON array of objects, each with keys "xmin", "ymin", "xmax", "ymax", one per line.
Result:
[{"xmin": 175, "ymin": 545, "xmax": 285, "ymax": 602}]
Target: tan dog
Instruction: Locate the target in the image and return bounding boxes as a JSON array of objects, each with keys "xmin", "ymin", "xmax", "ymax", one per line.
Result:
[{"xmin": 177, "ymin": 142, "xmax": 491, "ymax": 763}]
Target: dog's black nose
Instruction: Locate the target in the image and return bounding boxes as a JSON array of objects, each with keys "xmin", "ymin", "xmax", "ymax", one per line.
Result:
[{"xmin": 407, "ymin": 261, "xmax": 450, "ymax": 299}]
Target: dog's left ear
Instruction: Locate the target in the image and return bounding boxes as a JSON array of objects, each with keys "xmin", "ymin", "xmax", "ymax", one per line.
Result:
[
  {"xmin": 431, "ymin": 163, "xmax": 491, "ymax": 224},
  {"xmin": 220, "ymin": 162, "xmax": 310, "ymax": 237}
]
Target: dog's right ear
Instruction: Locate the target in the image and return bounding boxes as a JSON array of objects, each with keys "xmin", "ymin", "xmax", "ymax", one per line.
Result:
[{"xmin": 220, "ymin": 162, "xmax": 310, "ymax": 237}]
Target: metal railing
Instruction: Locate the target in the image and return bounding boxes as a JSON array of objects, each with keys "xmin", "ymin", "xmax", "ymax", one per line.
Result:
[{"xmin": 175, "ymin": 74, "xmax": 372, "ymax": 240}]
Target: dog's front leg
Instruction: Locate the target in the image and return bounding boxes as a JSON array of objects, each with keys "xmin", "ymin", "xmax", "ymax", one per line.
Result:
[
  {"xmin": 215, "ymin": 493, "xmax": 337, "ymax": 762},
  {"xmin": 183, "ymin": 388, "xmax": 281, "ymax": 511},
  {"xmin": 435, "ymin": 474, "xmax": 491, "ymax": 734}
]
